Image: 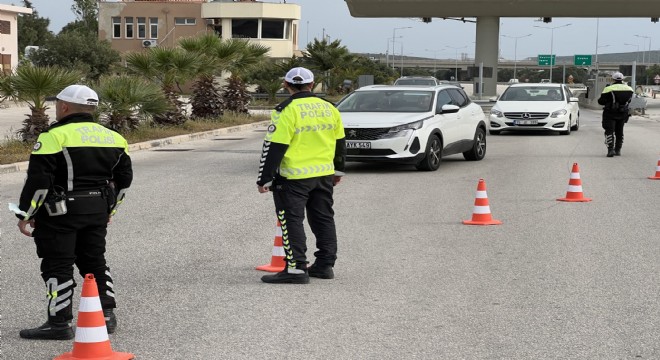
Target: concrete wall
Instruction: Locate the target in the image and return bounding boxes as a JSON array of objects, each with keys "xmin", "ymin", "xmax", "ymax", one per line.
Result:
[
  {"xmin": 202, "ymin": 2, "xmax": 300, "ymax": 58},
  {"xmin": 99, "ymin": 1, "xmax": 206, "ymax": 52},
  {"xmin": 98, "ymin": 1, "xmax": 301, "ymax": 59},
  {"xmin": 0, "ymin": 4, "xmax": 32, "ymax": 72}
]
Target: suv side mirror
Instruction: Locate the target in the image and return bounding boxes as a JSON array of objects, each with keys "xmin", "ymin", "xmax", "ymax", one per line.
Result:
[{"xmin": 438, "ymin": 104, "xmax": 460, "ymax": 114}]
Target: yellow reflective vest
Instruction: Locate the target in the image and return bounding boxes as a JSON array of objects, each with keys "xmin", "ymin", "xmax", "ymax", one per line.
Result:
[{"xmin": 265, "ymin": 94, "xmax": 345, "ymax": 179}]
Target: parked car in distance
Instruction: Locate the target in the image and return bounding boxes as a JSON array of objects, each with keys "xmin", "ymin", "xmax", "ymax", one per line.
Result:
[
  {"xmin": 394, "ymin": 76, "xmax": 442, "ymax": 86},
  {"xmin": 335, "ymin": 85, "xmax": 488, "ymax": 171},
  {"xmin": 489, "ymin": 83, "xmax": 580, "ymax": 135}
]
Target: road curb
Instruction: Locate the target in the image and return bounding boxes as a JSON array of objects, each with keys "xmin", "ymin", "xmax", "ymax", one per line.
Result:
[{"xmin": 0, "ymin": 120, "xmax": 269, "ymax": 175}]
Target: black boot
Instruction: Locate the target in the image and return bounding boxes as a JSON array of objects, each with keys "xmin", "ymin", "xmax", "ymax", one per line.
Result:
[
  {"xmin": 19, "ymin": 321, "xmax": 74, "ymax": 340},
  {"xmin": 104, "ymin": 309, "xmax": 117, "ymax": 334},
  {"xmin": 614, "ymin": 148, "xmax": 621, "ymax": 156},
  {"xmin": 607, "ymin": 148, "xmax": 615, "ymax": 157},
  {"xmin": 261, "ymin": 267, "xmax": 309, "ymax": 284},
  {"xmin": 307, "ymin": 264, "xmax": 334, "ymax": 279}
]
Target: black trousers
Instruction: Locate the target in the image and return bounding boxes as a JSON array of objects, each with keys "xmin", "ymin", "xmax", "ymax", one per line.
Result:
[
  {"xmin": 602, "ymin": 113, "xmax": 627, "ymax": 150},
  {"xmin": 272, "ymin": 175, "xmax": 338, "ymax": 269},
  {"xmin": 32, "ymin": 197, "xmax": 115, "ymax": 323}
]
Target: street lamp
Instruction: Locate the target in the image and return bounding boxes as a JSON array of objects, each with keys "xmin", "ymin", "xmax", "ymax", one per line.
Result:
[
  {"xmin": 635, "ymin": 34, "xmax": 651, "ymax": 64},
  {"xmin": 595, "ymin": 44, "xmax": 610, "ymax": 74},
  {"xmin": 501, "ymin": 33, "xmax": 532, "ymax": 81},
  {"xmin": 534, "ymin": 23, "xmax": 572, "ymax": 83},
  {"xmin": 624, "ymin": 43, "xmax": 640, "ymax": 62},
  {"xmin": 386, "ymin": 36, "xmax": 402, "ymax": 68},
  {"xmin": 446, "ymin": 45, "xmax": 467, "ymax": 81},
  {"xmin": 392, "ymin": 26, "xmax": 412, "ymax": 70}
]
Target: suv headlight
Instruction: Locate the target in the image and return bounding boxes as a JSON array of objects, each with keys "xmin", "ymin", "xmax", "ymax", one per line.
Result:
[
  {"xmin": 380, "ymin": 119, "xmax": 425, "ymax": 139},
  {"xmin": 490, "ymin": 109, "xmax": 503, "ymax": 118},
  {"xmin": 551, "ymin": 109, "xmax": 567, "ymax": 118}
]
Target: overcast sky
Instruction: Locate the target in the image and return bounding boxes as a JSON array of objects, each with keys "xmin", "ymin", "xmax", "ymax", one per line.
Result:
[{"xmin": 4, "ymin": 0, "xmax": 660, "ymax": 62}]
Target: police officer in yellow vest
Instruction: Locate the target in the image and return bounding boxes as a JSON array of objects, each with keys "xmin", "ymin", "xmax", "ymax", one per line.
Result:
[
  {"xmin": 256, "ymin": 67, "xmax": 346, "ymax": 284},
  {"xmin": 13, "ymin": 85, "xmax": 133, "ymax": 339},
  {"xmin": 598, "ymin": 72, "xmax": 633, "ymax": 157}
]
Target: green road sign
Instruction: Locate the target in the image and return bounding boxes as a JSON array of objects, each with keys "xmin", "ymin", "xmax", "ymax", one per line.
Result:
[
  {"xmin": 538, "ymin": 54, "xmax": 556, "ymax": 66},
  {"xmin": 574, "ymin": 55, "xmax": 592, "ymax": 66}
]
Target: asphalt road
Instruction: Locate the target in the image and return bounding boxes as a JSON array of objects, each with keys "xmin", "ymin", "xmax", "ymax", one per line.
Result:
[{"xmin": 1, "ymin": 108, "xmax": 660, "ymax": 359}]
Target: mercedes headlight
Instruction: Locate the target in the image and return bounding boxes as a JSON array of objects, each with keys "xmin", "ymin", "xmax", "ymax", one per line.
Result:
[
  {"xmin": 551, "ymin": 109, "xmax": 567, "ymax": 118},
  {"xmin": 490, "ymin": 109, "xmax": 503, "ymax": 118}
]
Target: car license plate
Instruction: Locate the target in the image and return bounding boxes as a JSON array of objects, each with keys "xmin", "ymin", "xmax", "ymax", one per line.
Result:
[
  {"xmin": 346, "ymin": 141, "xmax": 371, "ymax": 149},
  {"xmin": 514, "ymin": 120, "xmax": 538, "ymax": 125}
]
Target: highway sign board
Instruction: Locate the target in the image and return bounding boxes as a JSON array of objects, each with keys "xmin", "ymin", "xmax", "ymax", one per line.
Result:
[
  {"xmin": 574, "ymin": 55, "xmax": 592, "ymax": 66},
  {"xmin": 538, "ymin": 55, "xmax": 556, "ymax": 66}
]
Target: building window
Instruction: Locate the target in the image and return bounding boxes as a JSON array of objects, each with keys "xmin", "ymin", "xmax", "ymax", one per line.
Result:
[
  {"xmin": 174, "ymin": 18, "xmax": 196, "ymax": 26},
  {"xmin": 0, "ymin": 20, "xmax": 10, "ymax": 35},
  {"xmin": 232, "ymin": 19, "xmax": 258, "ymax": 39},
  {"xmin": 137, "ymin": 17, "xmax": 146, "ymax": 39},
  {"xmin": 149, "ymin": 17, "xmax": 158, "ymax": 39},
  {"xmin": 112, "ymin": 17, "xmax": 121, "ymax": 38},
  {"xmin": 261, "ymin": 19, "xmax": 285, "ymax": 39},
  {"xmin": 125, "ymin": 17, "xmax": 134, "ymax": 38}
]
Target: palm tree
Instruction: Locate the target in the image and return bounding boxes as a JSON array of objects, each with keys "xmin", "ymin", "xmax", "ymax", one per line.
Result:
[
  {"xmin": 303, "ymin": 38, "xmax": 354, "ymax": 94},
  {"xmin": 125, "ymin": 47, "xmax": 200, "ymax": 126},
  {"xmin": 96, "ymin": 75, "xmax": 169, "ymax": 131},
  {"xmin": 221, "ymin": 39, "xmax": 270, "ymax": 113},
  {"xmin": 0, "ymin": 65, "xmax": 80, "ymax": 141},
  {"xmin": 178, "ymin": 33, "xmax": 238, "ymax": 119}
]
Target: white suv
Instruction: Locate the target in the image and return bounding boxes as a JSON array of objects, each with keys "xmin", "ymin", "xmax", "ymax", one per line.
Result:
[{"xmin": 336, "ymin": 85, "xmax": 488, "ymax": 171}]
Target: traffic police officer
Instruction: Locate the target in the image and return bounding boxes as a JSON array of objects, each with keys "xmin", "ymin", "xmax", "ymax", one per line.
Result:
[
  {"xmin": 256, "ymin": 67, "xmax": 346, "ymax": 284},
  {"xmin": 14, "ymin": 85, "xmax": 133, "ymax": 339},
  {"xmin": 598, "ymin": 72, "xmax": 633, "ymax": 157}
]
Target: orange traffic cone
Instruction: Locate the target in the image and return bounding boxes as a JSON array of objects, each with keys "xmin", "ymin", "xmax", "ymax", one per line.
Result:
[
  {"xmin": 54, "ymin": 274, "xmax": 133, "ymax": 360},
  {"xmin": 256, "ymin": 220, "xmax": 286, "ymax": 272},
  {"xmin": 649, "ymin": 156, "xmax": 660, "ymax": 180},
  {"xmin": 463, "ymin": 179, "xmax": 502, "ymax": 225},
  {"xmin": 557, "ymin": 163, "xmax": 592, "ymax": 202}
]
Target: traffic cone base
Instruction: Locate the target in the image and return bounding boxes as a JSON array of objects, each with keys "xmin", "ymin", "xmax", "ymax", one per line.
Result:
[
  {"xmin": 557, "ymin": 163, "xmax": 592, "ymax": 202},
  {"xmin": 55, "ymin": 349, "xmax": 134, "ymax": 360},
  {"xmin": 256, "ymin": 221, "xmax": 286, "ymax": 273},
  {"xmin": 54, "ymin": 274, "xmax": 134, "ymax": 360},
  {"xmin": 463, "ymin": 179, "xmax": 502, "ymax": 226},
  {"xmin": 649, "ymin": 156, "xmax": 660, "ymax": 179}
]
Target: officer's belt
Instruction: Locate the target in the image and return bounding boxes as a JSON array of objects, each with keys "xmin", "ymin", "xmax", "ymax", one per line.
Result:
[{"xmin": 67, "ymin": 190, "xmax": 104, "ymax": 198}]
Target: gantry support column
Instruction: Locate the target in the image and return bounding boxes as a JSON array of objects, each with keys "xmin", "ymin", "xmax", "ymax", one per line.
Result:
[{"xmin": 474, "ymin": 17, "xmax": 500, "ymax": 98}]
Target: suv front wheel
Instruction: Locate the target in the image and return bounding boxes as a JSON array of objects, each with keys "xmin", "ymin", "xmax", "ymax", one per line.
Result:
[
  {"xmin": 415, "ymin": 134, "xmax": 442, "ymax": 171},
  {"xmin": 463, "ymin": 128, "xmax": 486, "ymax": 161}
]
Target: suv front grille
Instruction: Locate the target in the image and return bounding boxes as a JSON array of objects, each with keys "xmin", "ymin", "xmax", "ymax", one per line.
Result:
[
  {"xmin": 345, "ymin": 128, "xmax": 390, "ymax": 140},
  {"xmin": 504, "ymin": 112, "xmax": 549, "ymax": 120}
]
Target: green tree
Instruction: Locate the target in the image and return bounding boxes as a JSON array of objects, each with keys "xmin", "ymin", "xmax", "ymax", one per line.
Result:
[
  {"xmin": 244, "ymin": 60, "xmax": 285, "ymax": 101},
  {"xmin": 126, "ymin": 47, "xmax": 200, "ymax": 125},
  {"xmin": 30, "ymin": 31, "xmax": 121, "ymax": 81},
  {"xmin": 303, "ymin": 38, "xmax": 354, "ymax": 94},
  {"xmin": 96, "ymin": 75, "xmax": 169, "ymax": 131},
  {"xmin": 17, "ymin": 0, "xmax": 54, "ymax": 55},
  {"xmin": 0, "ymin": 65, "xmax": 80, "ymax": 141},
  {"xmin": 178, "ymin": 33, "xmax": 240, "ymax": 119},
  {"xmin": 61, "ymin": 0, "xmax": 98, "ymax": 34},
  {"xmin": 221, "ymin": 39, "xmax": 270, "ymax": 113}
]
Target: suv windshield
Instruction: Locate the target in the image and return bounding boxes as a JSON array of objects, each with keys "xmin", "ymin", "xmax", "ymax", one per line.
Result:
[
  {"xmin": 500, "ymin": 86, "xmax": 564, "ymax": 101},
  {"xmin": 336, "ymin": 90, "xmax": 434, "ymax": 113}
]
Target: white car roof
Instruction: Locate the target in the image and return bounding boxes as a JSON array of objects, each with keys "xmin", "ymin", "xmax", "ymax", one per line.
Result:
[
  {"xmin": 356, "ymin": 85, "xmax": 457, "ymax": 91},
  {"xmin": 508, "ymin": 83, "xmax": 563, "ymax": 88}
]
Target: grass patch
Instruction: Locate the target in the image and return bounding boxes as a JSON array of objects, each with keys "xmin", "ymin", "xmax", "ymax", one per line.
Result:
[{"xmin": 0, "ymin": 112, "xmax": 269, "ymax": 165}]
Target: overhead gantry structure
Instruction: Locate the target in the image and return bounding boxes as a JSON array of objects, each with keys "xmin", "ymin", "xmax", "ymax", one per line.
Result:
[{"xmin": 343, "ymin": 0, "xmax": 660, "ymax": 96}]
